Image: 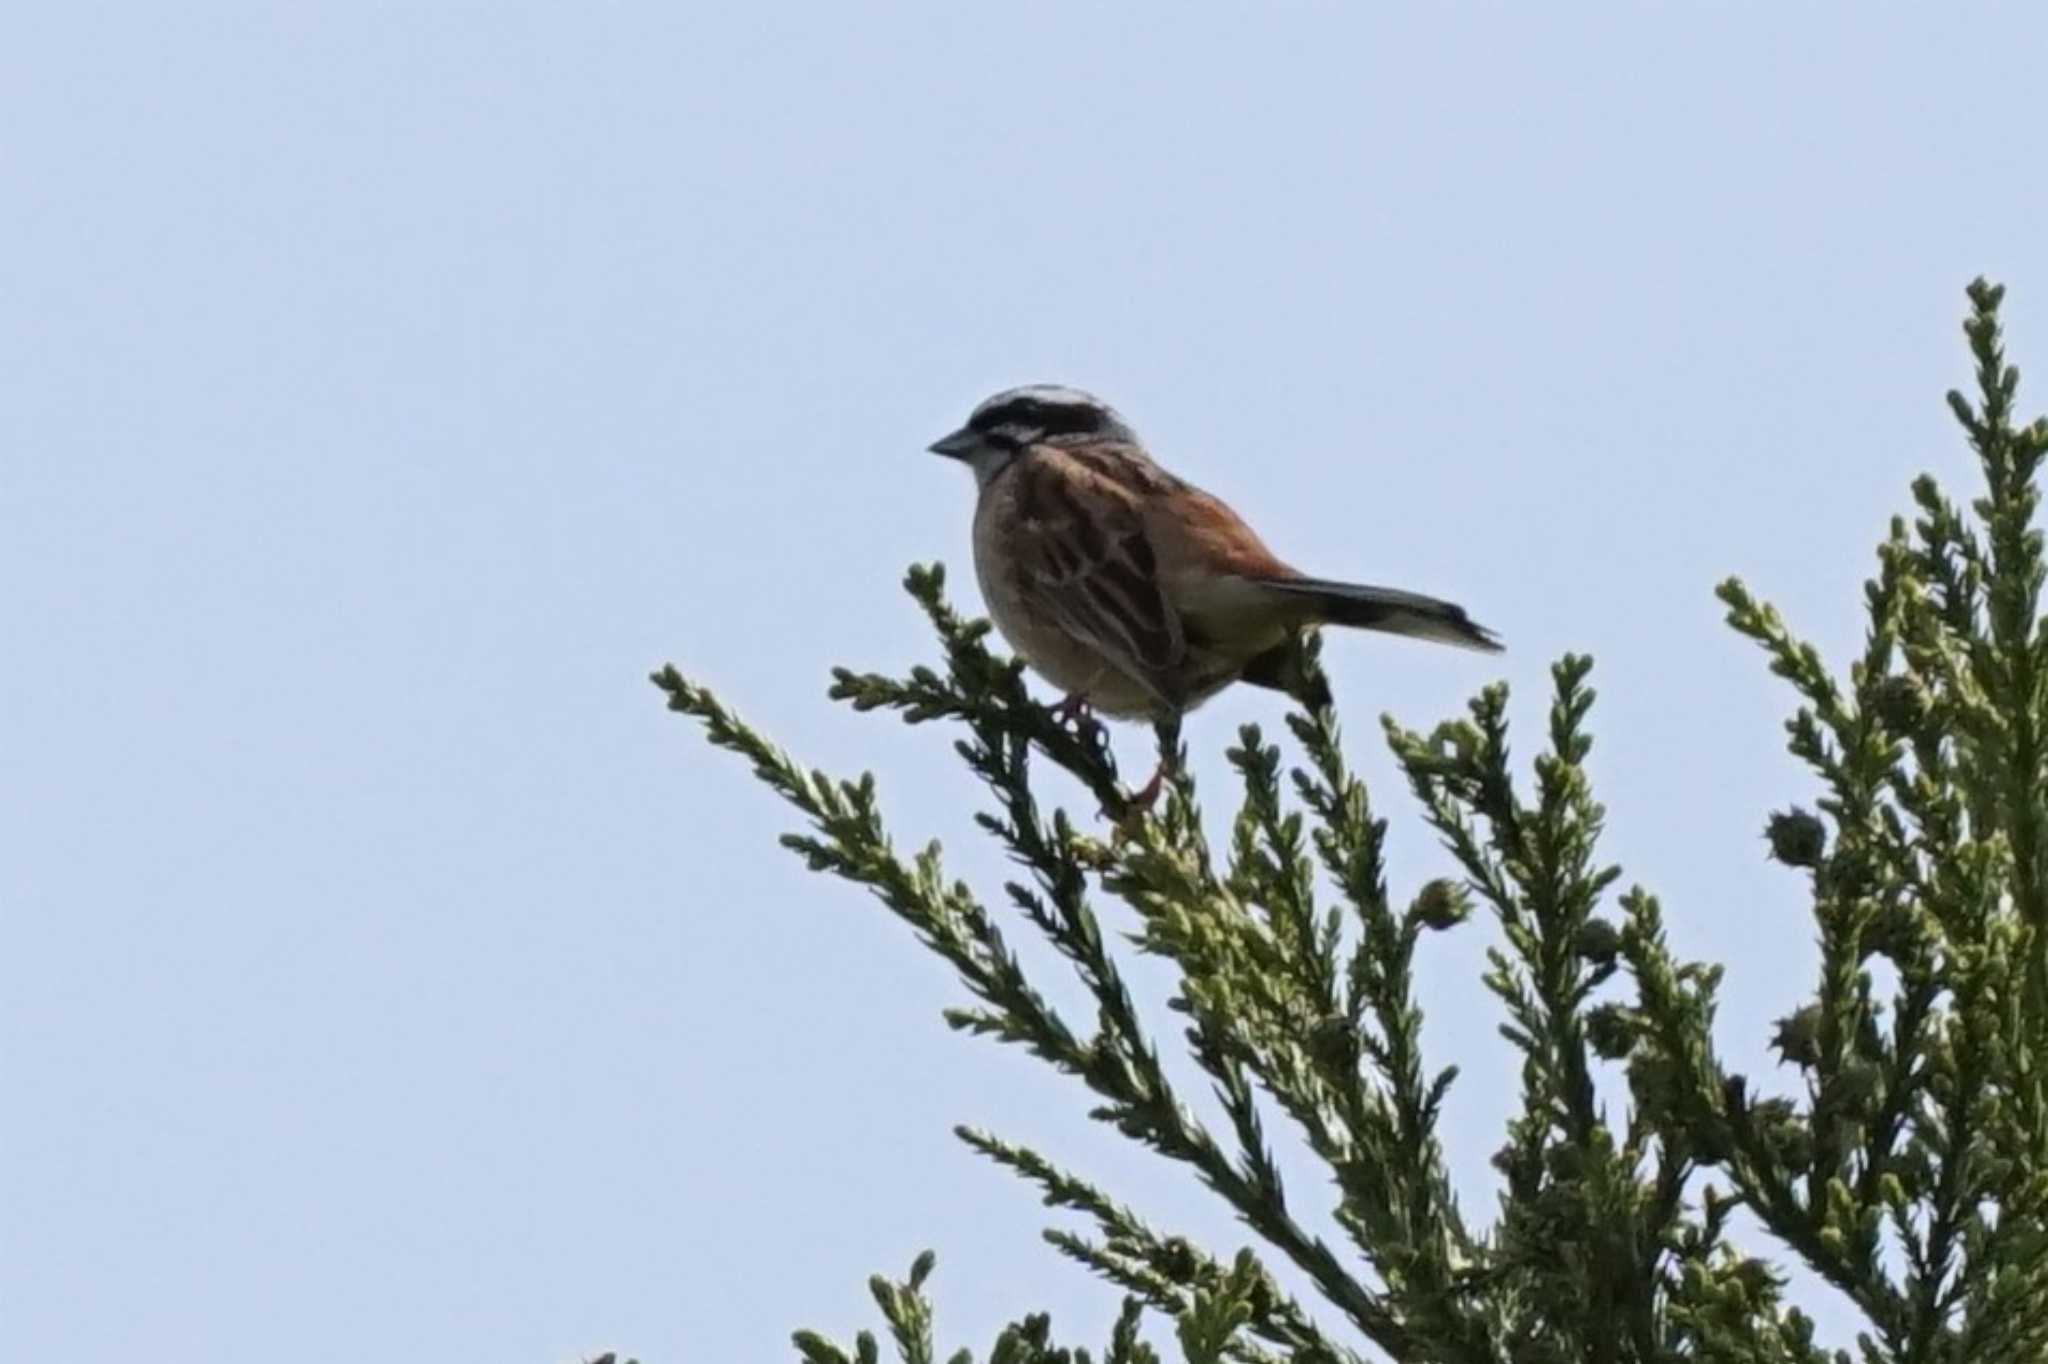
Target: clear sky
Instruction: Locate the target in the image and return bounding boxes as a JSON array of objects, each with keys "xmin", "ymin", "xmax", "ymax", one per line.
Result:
[{"xmin": 8, "ymin": 5, "xmax": 2048, "ymax": 1361}]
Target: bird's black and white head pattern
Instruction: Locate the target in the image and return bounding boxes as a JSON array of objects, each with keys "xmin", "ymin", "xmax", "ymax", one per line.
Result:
[
  {"xmin": 930, "ymin": 384, "xmax": 1138, "ymax": 484},
  {"xmin": 967, "ymin": 385, "xmax": 1134, "ymax": 447}
]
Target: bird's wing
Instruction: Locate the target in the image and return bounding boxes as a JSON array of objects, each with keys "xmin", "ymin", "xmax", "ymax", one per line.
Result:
[{"xmin": 1008, "ymin": 446, "xmax": 1187, "ymax": 700}]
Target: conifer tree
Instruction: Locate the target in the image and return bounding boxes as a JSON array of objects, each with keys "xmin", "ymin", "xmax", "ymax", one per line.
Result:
[{"xmin": 653, "ymin": 281, "xmax": 2048, "ymax": 1363}]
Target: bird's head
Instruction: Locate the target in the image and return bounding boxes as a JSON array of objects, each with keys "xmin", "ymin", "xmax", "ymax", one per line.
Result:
[{"xmin": 927, "ymin": 385, "xmax": 1135, "ymax": 483}]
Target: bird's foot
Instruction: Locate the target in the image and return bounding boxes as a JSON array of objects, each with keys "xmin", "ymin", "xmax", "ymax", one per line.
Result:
[
  {"xmin": 1122, "ymin": 759, "xmax": 1173, "ymax": 817},
  {"xmin": 1051, "ymin": 693, "xmax": 1094, "ymax": 727},
  {"xmin": 1052, "ymin": 692, "xmax": 1113, "ymax": 759},
  {"xmin": 1109, "ymin": 710, "xmax": 1183, "ymax": 825}
]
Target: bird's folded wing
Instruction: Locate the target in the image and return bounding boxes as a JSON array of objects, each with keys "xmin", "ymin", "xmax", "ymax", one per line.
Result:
[{"xmin": 1014, "ymin": 461, "xmax": 1185, "ymax": 699}]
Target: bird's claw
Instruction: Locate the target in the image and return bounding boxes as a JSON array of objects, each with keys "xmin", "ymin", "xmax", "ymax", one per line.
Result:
[
  {"xmin": 1051, "ymin": 693, "xmax": 1112, "ymax": 757},
  {"xmin": 1117, "ymin": 759, "xmax": 1174, "ymax": 823}
]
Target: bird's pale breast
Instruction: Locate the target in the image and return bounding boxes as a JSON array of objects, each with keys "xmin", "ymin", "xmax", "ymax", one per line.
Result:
[{"xmin": 971, "ymin": 469, "xmax": 1163, "ymax": 714}]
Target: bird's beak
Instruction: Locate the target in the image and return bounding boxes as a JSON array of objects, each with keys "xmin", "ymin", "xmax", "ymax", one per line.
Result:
[{"xmin": 927, "ymin": 426, "xmax": 982, "ymax": 459}]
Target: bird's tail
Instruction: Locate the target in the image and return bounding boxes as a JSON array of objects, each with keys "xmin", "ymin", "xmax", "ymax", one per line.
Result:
[{"xmin": 1259, "ymin": 576, "xmax": 1503, "ymax": 652}]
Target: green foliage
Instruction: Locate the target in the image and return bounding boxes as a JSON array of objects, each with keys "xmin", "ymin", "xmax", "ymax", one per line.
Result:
[{"xmin": 652, "ymin": 281, "xmax": 2048, "ymax": 1362}]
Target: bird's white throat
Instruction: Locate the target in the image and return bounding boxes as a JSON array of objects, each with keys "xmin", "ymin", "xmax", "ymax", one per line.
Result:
[{"xmin": 963, "ymin": 445, "xmax": 1015, "ymax": 487}]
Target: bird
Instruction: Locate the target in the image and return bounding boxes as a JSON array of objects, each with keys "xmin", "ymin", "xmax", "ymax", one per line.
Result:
[{"xmin": 928, "ymin": 384, "xmax": 1500, "ymax": 800}]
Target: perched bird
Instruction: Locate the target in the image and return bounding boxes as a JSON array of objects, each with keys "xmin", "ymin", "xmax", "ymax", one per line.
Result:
[{"xmin": 928, "ymin": 385, "xmax": 1500, "ymax": 746}]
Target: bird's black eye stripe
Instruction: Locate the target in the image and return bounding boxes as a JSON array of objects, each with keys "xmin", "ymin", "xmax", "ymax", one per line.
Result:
[
  {"xmin": 969, "ymin": 398, "xmax": 1105, "ymax": 438},
  {"xmin": 1033, "ymin": 403, "xmax": 1106, "ymax": 436}
]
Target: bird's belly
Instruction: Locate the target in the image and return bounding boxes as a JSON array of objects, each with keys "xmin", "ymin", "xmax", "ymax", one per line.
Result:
[
  {"xmin": 975, "ymin": 549, "xmax": 1160, "ymax": 716},
  {"xmin": 989, "ymin": 589, "xmax": 1152, "ymax": 710}
]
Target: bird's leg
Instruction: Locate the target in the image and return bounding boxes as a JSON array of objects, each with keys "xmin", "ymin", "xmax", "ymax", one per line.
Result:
[
  {"xmin": 1124, "ymin": 758, "xmax": 1173, "ymax": 813},
  {"xmin": 1051, "ymin": 691, "xmax": 1115, "ymax": 762},
  {"xmin": 1121, "ymin": 710, "xmax": 1184, "ymax": 817},
  {"xmin": 1051, "ymin": 692, "xmax": 1094, "ymax": 727}
]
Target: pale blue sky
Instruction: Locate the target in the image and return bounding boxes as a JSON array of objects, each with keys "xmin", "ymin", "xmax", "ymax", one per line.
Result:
[{"xmin": 8, "ymin": 6, "xmax": 2048, "ymax": 1361}]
